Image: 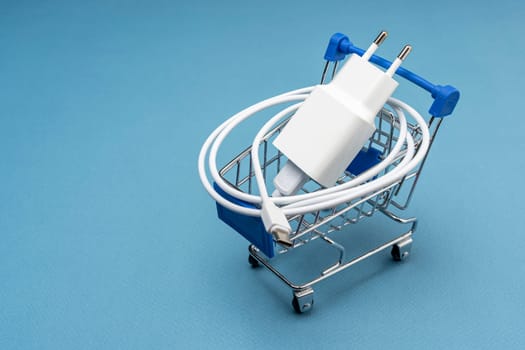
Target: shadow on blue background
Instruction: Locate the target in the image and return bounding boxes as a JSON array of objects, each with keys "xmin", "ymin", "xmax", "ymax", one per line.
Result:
[{"xmin": 1, "ymin": 0, "xmax": 524, "ymax": 348}]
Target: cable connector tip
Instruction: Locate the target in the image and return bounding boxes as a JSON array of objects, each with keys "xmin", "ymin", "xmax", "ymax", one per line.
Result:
[
  {"xmin": 272, "ymin": 227, "xmax": 293, "ymax": 247},
  {"xmin": 260, "ymin": 201, "xmax": 293, "ymax": 247}
]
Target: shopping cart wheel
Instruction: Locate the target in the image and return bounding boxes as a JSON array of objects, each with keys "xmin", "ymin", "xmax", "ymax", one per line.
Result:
[
  {"xmin": 391, "ymin": 237, "xmax": 413, "ymax": 261},
  {"xmin": 292, "ymin": 289, "xmax": 314, "ymax": 313},
  {"xmin": 248, "ymin": 254, "xmax": 260, "ymax": 268}
]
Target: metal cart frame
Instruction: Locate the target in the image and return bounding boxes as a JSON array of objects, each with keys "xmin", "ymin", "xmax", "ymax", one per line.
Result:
[{"xmin": 213, "ymin": 33, "xmax": 459, "ymax": 313}]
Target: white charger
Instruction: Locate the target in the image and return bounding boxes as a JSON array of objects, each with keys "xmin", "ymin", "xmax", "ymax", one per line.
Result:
[{"xmin": 273, "ymin": 32, "xmax": 411, "ymax": 196}]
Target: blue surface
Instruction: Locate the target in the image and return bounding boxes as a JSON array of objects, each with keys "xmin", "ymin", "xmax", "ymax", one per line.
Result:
[{"xmin": 1, "ymin": 0, "xmax": 524, "ymax": 348}]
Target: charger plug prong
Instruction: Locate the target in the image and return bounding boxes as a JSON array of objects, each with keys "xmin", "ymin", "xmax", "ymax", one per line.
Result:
[
  {"xmin": 398, "ymin": 44, "xmax": 412, "ymax": 60},
  {"xmin": 386, "ymin": 44, "xmax": 412, "ymax": 77},
  {"xmin": 362, "ymin": 30, "xmax": 388, "ymax": 61}
]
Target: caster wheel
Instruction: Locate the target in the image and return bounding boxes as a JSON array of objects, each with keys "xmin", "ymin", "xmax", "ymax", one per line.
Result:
[
  {"xmin": 391, "ymin": 245, "xmax": 403, "ymax": 261},
  {"xmin": 292, "ymin": 289, "xmax": 314, "ymax": 313},
  {"xmin": 391, "ymin": 237, "xmax": 413, "ymax": 261},
  {"xmin": 248, "ymin": 254, "xmax": 260, "ymax": 268},
  {"xmin": 292, "ymin": 297, "xmax": 314, "ymax": 313}
]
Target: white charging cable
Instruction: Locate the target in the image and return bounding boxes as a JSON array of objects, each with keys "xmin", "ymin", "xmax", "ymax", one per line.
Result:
[
  {"xmin": 199, "ymin": 32, "xmax": 431, "ymax": 247},
  {"xmin": 198, "ymin": 86, "xmax": 430, "ymax": 245}
]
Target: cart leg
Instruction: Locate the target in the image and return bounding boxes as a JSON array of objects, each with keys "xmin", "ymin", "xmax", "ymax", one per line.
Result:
[
  {"xmin": 391, "ymin": 236, "xmax": 413, "ymax": 261},
  {"xmin": 292, "ymin": 288, "xmax": 314, "ymax": 314}
]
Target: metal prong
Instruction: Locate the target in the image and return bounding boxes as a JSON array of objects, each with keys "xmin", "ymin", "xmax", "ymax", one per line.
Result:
[
  {"xmin": 373, "ymin": 31, "xmax": 388, "ymax": 46},
  {"xmin": 398, "ymin": 44, "xmax": 412, "ymax": 60},
  {"xmin": 363, "ymin": 30, "xmax": 388, "ymax": 60},
  {"xmin": 272, "ymin": 228, "xmax": 293, "ymax": 247},
  {"xmin": 386, "ymin": 44, "xmax": 412, "ymax": 77}
]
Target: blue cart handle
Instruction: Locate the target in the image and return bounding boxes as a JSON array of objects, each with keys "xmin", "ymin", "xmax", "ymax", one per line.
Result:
[{"xmin": 324, "ymin": 33, "xmax": 460, "ymax": 118}]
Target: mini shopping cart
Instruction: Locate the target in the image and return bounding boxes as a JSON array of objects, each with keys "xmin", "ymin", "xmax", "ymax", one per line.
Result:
[{"xmin": 209, "ymin": 33, "xmax": 459, "ymax": 313}]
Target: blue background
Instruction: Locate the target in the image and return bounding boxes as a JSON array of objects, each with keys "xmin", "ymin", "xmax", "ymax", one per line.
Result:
[{"xmin": 1, "ymin": 0, "xmax": 524, "ymax": 348}]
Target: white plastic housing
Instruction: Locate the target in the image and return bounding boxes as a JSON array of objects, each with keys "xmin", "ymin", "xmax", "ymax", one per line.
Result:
[
  {"xmin": 272, "ymin": 160, "xmax": 309, "ymax": 196},
  {"xmin": 273, "ymin": 54, "xmax": 398, "ymax": 188}
]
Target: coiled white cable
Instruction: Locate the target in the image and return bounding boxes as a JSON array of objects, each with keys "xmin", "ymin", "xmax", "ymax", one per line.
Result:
[{"xmin": 198, "ymin": 85, "xmax": 430, "ymax": 220}]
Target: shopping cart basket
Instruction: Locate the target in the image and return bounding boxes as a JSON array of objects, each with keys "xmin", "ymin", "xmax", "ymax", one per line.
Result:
[{"xmin": 211, "ymin": 33, "xmax": 459, "ymax": 313}]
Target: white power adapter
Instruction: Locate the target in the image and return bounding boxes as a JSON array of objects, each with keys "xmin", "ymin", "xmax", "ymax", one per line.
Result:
[{"xmin": 273, "ymin": 32, "xmax": 411, "ymax": 195}]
